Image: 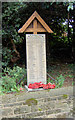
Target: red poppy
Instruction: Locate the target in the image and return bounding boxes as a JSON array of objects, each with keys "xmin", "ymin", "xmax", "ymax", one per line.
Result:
[
  {"xmin": 39, "ymin": 84, "xmax": 44, "ymax": 88},
  {"xmin": 34, "ymin": 82, "xmax": 39, "ymax": 85},
  {"xmin": 50, "ymin": 84, "xmax": 55, "ymax": 89},
  {"xmin": 28, "ymin": 82, "xmax": 55, "ymax": 89},
  {"xmin": 43, "ymin": 84, "xmax": 48, "ymax": 89},
  {"xmin": 32, "ymin": 83, "xmax": 40, "ymax": 89},
  {"xmin": 48, "ymin": 82, "xmax": 52, "ymax": 89},
  {"xmin": 39, "ymin": 82, "xmax": 44, "ymax": 88},
  {"xmin": 28, "ymin": 83, "xmax": 32, "ymax": 88},
  {"xmin": 48, "ymin": 82, "xmax": 55, "ymax": 89}
]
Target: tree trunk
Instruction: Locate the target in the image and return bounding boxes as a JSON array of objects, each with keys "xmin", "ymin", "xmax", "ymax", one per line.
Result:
[{"xmin": 9, "ymin": 38, "xmax": 20, "ymax": 63}]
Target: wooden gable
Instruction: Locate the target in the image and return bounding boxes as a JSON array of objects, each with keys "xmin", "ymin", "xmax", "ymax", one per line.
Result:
[{"xmin": 18, "ymin": 11, "xmax": 53, "ymax": 34}]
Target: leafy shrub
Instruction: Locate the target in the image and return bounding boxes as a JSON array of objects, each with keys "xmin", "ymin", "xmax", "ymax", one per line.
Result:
[
  {"xmin": 55, "ymin": 74, "xmax": 65, "ymax": 88},
  {"xmin": 47, "ymin": 74, "xmax": 65, "ymax": 88},
  {"xmin": 2, "ymin": 47, "xmax": 13, "ymax": 67},
  {"xmin": 0, "ymin": 66, "xmax": 27, "ymax": 94}
]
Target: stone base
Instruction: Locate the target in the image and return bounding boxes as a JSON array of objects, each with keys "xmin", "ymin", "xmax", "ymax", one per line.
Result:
[{"xmin": 25, "ymin": 85, "xmax": 45, "ymax": 92}]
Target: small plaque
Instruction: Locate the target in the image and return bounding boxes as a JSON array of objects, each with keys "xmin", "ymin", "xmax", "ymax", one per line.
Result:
[{"xmin": 26, "ymin": 34, "xmax": 46, "ymax": 86}]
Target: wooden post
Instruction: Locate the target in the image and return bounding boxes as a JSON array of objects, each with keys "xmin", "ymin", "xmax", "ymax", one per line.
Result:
[{"xmin": 33, "ymin": 19, "xmax": 37, "ymax": 34}]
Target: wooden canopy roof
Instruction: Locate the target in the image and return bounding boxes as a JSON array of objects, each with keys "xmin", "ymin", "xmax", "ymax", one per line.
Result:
[{"xmin": 18, "ymin": 11, "xmax": 53, "ymax": 34}]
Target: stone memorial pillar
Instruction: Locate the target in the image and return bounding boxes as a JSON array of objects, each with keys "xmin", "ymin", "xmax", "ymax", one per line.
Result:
[{"xmin": 26, "ymin": 34, "xmax": 46, "ymax": 85}]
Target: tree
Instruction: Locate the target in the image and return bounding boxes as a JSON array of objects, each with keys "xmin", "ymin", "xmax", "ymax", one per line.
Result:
[{"xmin": 2, "ymin": 2, "xmax": 74, "ymax": 67}]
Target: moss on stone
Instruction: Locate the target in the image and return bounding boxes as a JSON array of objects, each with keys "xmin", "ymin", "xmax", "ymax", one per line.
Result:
[
  {"xmin": 25, "ymin": 98, "xmax": 38, "ymax": 106},
  {"xmin": 63, "ymin": 94, "xmax": 68, "ymax": 99},
  {"xmin": 38, "ymin": 108, "xmax": 42, "ymax": 111}
]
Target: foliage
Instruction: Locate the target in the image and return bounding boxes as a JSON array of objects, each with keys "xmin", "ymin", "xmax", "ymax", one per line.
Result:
[
  {"xmin": 72, "ymin": 81, "xmax": 75, "ymax": 86},
  {"xmin": 47, "ymin": 74, "xmax": 65, "ymax": 88},
  {"xmin": 0, "ymin": 66, "xmax": 27, "ymax": 94},
  {"xmin": 56, "ymin": 74, "xmax": 65, "ymax": 88},
  {"xmin": 2, "ymin": 2, "xmax": 27, "ymax": 44},
  {"xmin": 67, "ymin": 3, "xmax": 73, "ymax": 11},
  {"xmin": 68, "ymin": 63, "xmax": 73, "ymax": 68},
  {"xmin": 2, "ymin": 47, "xmax": 13, "ymax": 67},
  {"xmin": 1, "ymin": 3, "xmax": 74, "ymax": 94},
  {"xmin": 47, "ymin": 63, "xmax": 73, "ymax": 88},
  {"xmin": 2, "ymin": 2, "xmax": 74, "ymax": 65}
]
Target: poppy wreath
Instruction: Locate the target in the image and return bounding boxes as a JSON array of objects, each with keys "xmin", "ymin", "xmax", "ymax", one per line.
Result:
[{"xmin": 28, "ymin": 82, "xmax": 55, "ymax": 89}]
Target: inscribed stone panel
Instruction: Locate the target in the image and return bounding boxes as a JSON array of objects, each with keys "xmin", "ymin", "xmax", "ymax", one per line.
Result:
[{"xmin": 26, "ymin": 34, "xmax": 46, "ymax": 85}]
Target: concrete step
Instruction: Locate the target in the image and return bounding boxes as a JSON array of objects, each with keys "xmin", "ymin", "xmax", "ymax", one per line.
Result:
[
  {"xmin": 1, "ymin": 94, "xmax": 73, "ymax": 108},
  {"xmin": 34, "ymin": 111, "xmax": 73, "ymax": 118},
  {"xmin": 1, "ymin": 86, "xmax": 73, "ymax": 104},
  {"xmin": 0, "ymin": 86, "xmax": 73, "ymax": 119},
  {"xmin": 1, "ymin": 96, "xmax": 73, "ymax": 118},
  {"xmin": 1, "ymin": 109, "xmax": 73, "ymax": 118}
]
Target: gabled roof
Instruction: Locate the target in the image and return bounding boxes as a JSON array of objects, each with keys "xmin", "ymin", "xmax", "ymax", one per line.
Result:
[{"xmin": 18, "ymin": 11, "xmax": 53, "ymax": 33}]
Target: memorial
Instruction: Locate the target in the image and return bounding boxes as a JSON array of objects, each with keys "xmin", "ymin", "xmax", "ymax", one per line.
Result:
[
  {"xmin": 18, "ymin": 11, "xmax": 53, "ymax": 91},
  {"xmin": 26, "ymin": 34, "xmax": 46, "ymax": 85}
]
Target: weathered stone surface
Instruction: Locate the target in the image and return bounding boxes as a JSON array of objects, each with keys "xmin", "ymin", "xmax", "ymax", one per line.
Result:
[
  {"xmin": 46, "ymin": 114, "xmax": 56, "ymax": 118},
  {"xmin": 53, "ymin": 109, "xmax": 61, "ymax": 114},
  {"xmin": 2, "ymin": 108, "xmax": 13, "ymax": 116},
  {"xmin": 4, "ymin": 102, "xmax": 23, "ymax": 107},
  {"xmin": 44, "ymin": 97, "xmax": 51, "ymax": 102},
  {"xmin": 14, "ymin": 105, "xmax": 31, "ymax": 114},
  {"xmin": 31, "ymin": 105, "xmax": 39, "ymax": 112},
  {"xmin": 14, "ymin": 107, "xmax": 20, "ymax": 114},
  {"xmin": 46, "ymin": 109, "xmax": 54, "ymax": 115},
  {"xmin": 0, "ymin": 86, "xmax": 73, "ymax": 119},
  {"xmin": 46, "ymin": 109, "xmax": 61, "ymax": 115},
  {"xmin": 26, "ymin": 34, "xmax": 46, "ymax": 85},
  {"xmin": 20, "ymin": 105, "xmax": 31, "ymax": 113},
  {"xmin": 38, "ymin": 101, "xmax": 53, "ymax": 110},
  {"xmin": 1, "ymin": 86, "xmax": 73, "ymax": 104},
  {"xmin": 56, "ymin": 112, "xmax": 73, "ymax": 118},
  {"xmin": 34, "ymin": 115, "xmax": 46, "ymax": 118},
  {"xmin": 26, "ymin": 111, "xmax": 46, "ymax": 118},
  {"xmin": 15, "ymin": 114, "xmax": 26, "ymax": 118},
  {"xmin": 2, "ymin": 96, "xmax": 16, "ymax": 104},
  {"xmin": 0, "ymin": 108, "xmax": 2, "ymax": 116},
  {"xmin": 55, "ymin": 100, "xmax": 69, "ymax": 108},
  {"xmin": 49, "ymin": 96, "xmax": 57, "ymax": 101},
  {"xmin": 0, "ymin": 96, "xmax": 2, "ymax": 104}
]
